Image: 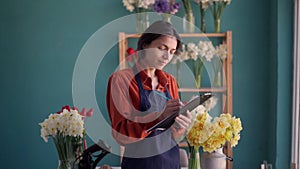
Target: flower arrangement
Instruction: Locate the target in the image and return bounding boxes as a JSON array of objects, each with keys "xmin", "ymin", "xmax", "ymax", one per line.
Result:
[
  {"xmin": 39, "ymin": 105, "xmax": 93, "ymax": 169},
  {"xmin": 172, "ymin": 41, "xmax": 227, "ymax": 88},
  {"xmin": 184, "ymin": 41, "xmax": 215, "ymax": 88},
  {"xmin": 193, "ymin": 0, "xmax": 210, "ymax": 32},
  {"xmin": 126, "ymin": 47, "xmax": 138, "ymax": 67},
  {"xmin": 181, "ymin": 0, "xmax": 195, "ymax": 33},
  {"xmin": 186, "ymin": 98, "xmax": 242, "ymax": 169},
  {"xmin": 210, "ymin": 0, "xmax": 232, "ymax": 32},
  {"xmin": 122, "ymin": 0, "xmax": 156, "ymax": 33},
  {"xmin": 122, "ymin": 0, "xmax": 156, "ymax": 13},
  {"xmin": 213, "ymin": 43, "xmax": 227, "ymax": 86},
  {"xmin": 201, "ymin": 113, "xmax": 242, "ymax": 152},
  {"xmin": 153, "ymin": 0, "xmax": 181, "ymax": 22}
]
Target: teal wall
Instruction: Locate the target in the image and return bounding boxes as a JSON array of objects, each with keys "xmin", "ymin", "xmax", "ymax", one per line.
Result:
[{"xmin": 0, "ymin": 0, "xmax": 293, "ymax": 169}]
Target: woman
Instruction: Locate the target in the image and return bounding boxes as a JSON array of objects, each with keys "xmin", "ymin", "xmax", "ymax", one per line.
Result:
[{"xmin": 106, "ymin": 21, "xmax": 192, "ymax": 169}]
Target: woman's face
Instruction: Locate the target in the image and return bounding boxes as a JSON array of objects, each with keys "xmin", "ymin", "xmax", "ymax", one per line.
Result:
[{"xmin": 141, "ymin": 35, "xmax": 178, "ymax": 70}]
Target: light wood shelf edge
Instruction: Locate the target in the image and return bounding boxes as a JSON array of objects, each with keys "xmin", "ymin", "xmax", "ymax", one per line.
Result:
[
  {"xmin": 179, "ymin": 87, "xmax": 226, "ymax": 93},
  {"xmin": 122, "ymin": 33, "xmax": 227, "ymax": 39}
]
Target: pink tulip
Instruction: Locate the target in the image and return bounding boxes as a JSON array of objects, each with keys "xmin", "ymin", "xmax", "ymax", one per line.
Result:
[
  {"xmin": 86, "ymin": 108, "xmax": 94, "ymax": 117},
  {"xmin": 80, "ymin": 107, "xmax": 87, "ymax": 116}
]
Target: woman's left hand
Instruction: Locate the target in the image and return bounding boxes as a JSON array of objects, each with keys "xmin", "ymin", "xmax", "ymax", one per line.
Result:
[{"xmin": 171, "ymin": 110, "xmax": 192, "ymax": 141}]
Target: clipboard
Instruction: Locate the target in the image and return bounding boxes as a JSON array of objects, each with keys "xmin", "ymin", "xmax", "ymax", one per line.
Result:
[{"xmin": 145, "ymin": 93, "xmax": 213, "ymax": 133}]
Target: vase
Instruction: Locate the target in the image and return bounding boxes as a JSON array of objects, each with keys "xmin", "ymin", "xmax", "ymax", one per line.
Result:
[
  {"xmin": 188, "ymin": 147, "xmax": 201, "ymax": 169},
  {"xmin": 195, "ymin": 74, "xmax": 202, "ymax": 88},
  {"xmin": 183, "ymin": 12, "xmax": 195, "ymax": 33},
  {"xmin": 58, "ymin": 159, "xmax": 73, "ymax": 169},
  {"xmin": 199, "ymin": 5, "xmax": 206, "ymax": 33},
  {"xmin": 136, "ymin": 12, "xmax": 149, "ymax": 34},
  {"xmin": 161, "ymin": 13, "xmax": 172, "ymax": 23},
  {"xmin": 214, "ymin": 18, "xmax": 221, "ymax": 33},
  {"xmin": 176, "ymin": 61, "xmax": 181, "ymax": 87},
  {"xmin": 213, "ymin": 71, "xmax": 221, "ymax": 87},
  {"xmin": 201, "ymin": 148, "xmax": 226, "ymax": 169},
  {"xmin": 193, "ymin": 59, "xmax": 203, "ymax": 88}
]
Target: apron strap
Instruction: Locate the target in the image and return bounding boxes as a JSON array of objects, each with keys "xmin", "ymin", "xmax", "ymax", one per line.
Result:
[{"xmin": 133, "ymin": 65, "xmax": 173, "ymax": 112}]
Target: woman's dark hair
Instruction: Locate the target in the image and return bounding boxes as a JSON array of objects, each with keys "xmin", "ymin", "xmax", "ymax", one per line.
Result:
[{"xmin": 137, "ymin": 21, "xmax": 183, "ymax": 56}]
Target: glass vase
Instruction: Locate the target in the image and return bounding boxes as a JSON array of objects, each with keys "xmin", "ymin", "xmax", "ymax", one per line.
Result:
[
  {"xmin": 161, "ymin": 13, "xmax": 172, "ymax": 23},
  {"xmin": 214, "ymin": 18, "xmax": 221, "ymax": 33},
  {"xmin": 58, "ymin": 159, "xmax": 72, "ymax": 169},
  {"xmin": 188, "ymin": 147, "xmax": 201, "ymax": 169},
  {"xmin": 195, "ymin": 74, "xmax": 202, "ymax": 89},
  {"xmin": 199, "ymin": 6, "xmax": 206, "ymax": 33},
  {"xmin": 193, "ymin": 59, "xmax": 203, "ymax": 88},
  {"xmin": 136, "ymin": 12, "xmax": 149, "ymax": 34},
  {"xmin": 201, "ymin": 147, "xmax": 226, "ymax": 169},
  {"xmin": 183, "ymin": 12, "xmax": 195, "ymax": 33},
  {"xmin": 213, "ymin": 71, "xmax": 221, "ymax": 87},
  {"xmin": 176, "ymin": 61, "xmax": 181, "ymax": 87}
]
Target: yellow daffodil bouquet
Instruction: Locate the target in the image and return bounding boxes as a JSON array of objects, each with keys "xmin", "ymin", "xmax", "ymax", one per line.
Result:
[
  {"xmin": 201, "ymin": 113, "xmax": 242, "ymax": 153},
  {"xmin": 185, "ymin": 96, "xmax": 242, "ymax": 169}
]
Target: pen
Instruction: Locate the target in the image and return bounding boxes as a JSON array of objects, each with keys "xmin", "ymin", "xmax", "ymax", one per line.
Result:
[{"xmin": 153, "ymin": 90, "xmax": 171, "ymax": 100}]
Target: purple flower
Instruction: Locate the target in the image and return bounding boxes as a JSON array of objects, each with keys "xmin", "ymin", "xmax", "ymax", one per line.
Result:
[
  {"xmin": 153, "ymin": 0, "xmax": 171, "ymax": 13},
  {"xmin": 153, "ymin": 0, "xmax": 181, "ymax": 14}
]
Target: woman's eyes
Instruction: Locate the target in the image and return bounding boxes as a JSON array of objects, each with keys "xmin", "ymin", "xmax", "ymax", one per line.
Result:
[{"xmin": 158, "ymin": 46, "xmax": 176, "ymax": 55}]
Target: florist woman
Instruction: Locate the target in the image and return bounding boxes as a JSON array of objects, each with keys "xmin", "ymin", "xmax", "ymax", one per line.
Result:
[{"xmin": 106, "ymin": 21, "xmax": 192, "ymax": 169}]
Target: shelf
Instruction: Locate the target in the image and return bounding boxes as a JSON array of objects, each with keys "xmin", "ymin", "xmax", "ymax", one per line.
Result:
[
  {"xmin": 120, "ymin": 33, "xmax": 227, "ymax": 39},
  {"xmin": 179, "ymin": 87, "xmax": 226, "ymax": 93}
]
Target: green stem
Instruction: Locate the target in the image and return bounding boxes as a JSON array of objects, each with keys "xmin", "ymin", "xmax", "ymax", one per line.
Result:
[
  {"xmin": 193, "ymin": 59, "xmax": 203, "ymax": 88},
  {"xmin": 188, "ymin": 147, "xmax": 201, "ymax": 169},
  {"xmin": 182, "ymin": 0, "xmax": 192, "ymax": 14},
  {"xmin": 213, "ymin": 61, "xmax": 222, "ymax": 87},
  {"xmin": 200, "ymin": 4, "xmax": 206, "ymax": 33}
]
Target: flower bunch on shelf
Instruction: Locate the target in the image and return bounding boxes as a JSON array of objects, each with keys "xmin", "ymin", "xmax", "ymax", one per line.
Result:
[
  {"xmin": 153, "ymin": 0, "xmax": 181, "ymax": 22},
  {"xmin": 213, "ymin": 43, "xmax": 227, "ymax": 86},
  {"xmin": 39, "ymin": 105, "xmax": 93, "ymax": 169},
  {"xmin": 172, "ymin": 40, "xmax": 227, "ymax": 88},
  {"xmin": 153, "ymin": 0, "xmax": 181, "ymax": 14},
  {"xmin": 185, "ymin": 41, "xmax": 215, "ymax": 88},
  {"xmin": 122, "ymin": 0, "xmax": 156, "ymax": 13},
  {"xmin": 210, "ymin": 0, "xmax": 232, "ymax": 32},
  {"xmin": 181, "ymin": 0, "xmax": 193, "ymax": 15},
  {"xmin": 193, "ymin": 0, "xmax": 210, "ymax": 32},
  {"xmin": 126, "ymin": 47, "xmax": 138, "ymax": 67}
]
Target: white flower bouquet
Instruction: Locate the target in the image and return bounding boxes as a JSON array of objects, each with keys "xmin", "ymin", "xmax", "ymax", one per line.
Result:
[
  {"xmin": 122, "ymin": 0, "xmax": 155, "ymax": 13},
  {"xmin": 39, "ymin": 105, "xmax": 93, "ymax": 169}
]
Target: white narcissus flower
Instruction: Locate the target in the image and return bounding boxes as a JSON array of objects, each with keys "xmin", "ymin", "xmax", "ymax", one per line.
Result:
[
  {"xmin": 123, "ymin": 0, "xmax": 156, "ymax": 12},
  {"xmin": 193, "ymin": 0, "xmax": 210, "ymax": 9},
  {"xmin": 203, "ymin": 96, "xmax": 218, "ymax": 111},
  {"xmin": 138, "ymin": 0, "xmax": 155, "ymax": 9},
  {"xmin": 224, "ymin": 0, "xmax": 231, "ymax": 4},
  {"xmin": 39, "ymin": 108, "xmax": 85, "ymax": 142},
  {"xmin": 122, "ymin": 0, "xmax": 135, "ymax": 12},
  {"xmin": 198, "ymin": 41, "xmax": 215, "ymax": 62},
  {"xmin": 215, "ymin": 44, "xmax": 227, "ymax": 60},
  {"xmin": 187, "ymin": 42, "xmax": 199, "ymax": 60},
  {"xmin": 198, "ymin": 41, "xmax": 208, "ymax": 58}
]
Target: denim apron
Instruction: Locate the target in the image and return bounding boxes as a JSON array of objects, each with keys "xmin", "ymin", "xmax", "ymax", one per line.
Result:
[{"xmin": 121, "ymin": 66, "xmax": 180, "ymax": 169}]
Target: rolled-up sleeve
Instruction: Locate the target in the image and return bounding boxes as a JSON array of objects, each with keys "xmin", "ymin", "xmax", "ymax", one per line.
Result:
[{"xmin": 106, "ymin": 72, "xmax": 160, "ymax": 145}]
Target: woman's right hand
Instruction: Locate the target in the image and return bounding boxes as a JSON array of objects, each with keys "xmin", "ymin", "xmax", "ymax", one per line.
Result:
[{"xmin": 158, "ymin": 99, "xmax": 182, "ymax": 120}]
